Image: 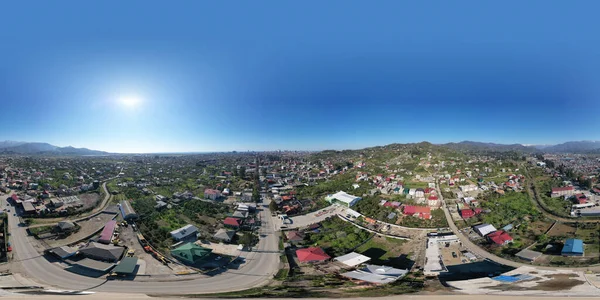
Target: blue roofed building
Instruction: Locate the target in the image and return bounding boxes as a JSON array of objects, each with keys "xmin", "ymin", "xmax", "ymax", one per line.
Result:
[{"xmin": 561, "ymin": 238, "xmax": 584, "ymax": 256}]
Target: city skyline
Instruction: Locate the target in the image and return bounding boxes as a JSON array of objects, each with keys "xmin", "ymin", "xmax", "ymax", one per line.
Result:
[{"xmin": 2, "ymin": 1, "xmax": 600, "ymax": 153}]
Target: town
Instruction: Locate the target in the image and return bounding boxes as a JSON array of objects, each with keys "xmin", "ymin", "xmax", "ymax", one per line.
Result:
[{"xmin": 0, "ymin": 141, "xmax": 599, "ymax": 297}]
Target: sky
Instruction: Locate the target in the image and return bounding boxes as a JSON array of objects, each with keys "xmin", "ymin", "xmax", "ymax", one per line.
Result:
[{"xmin": 1, "ymin": 1, "xmax": 600, "ymax": 153}]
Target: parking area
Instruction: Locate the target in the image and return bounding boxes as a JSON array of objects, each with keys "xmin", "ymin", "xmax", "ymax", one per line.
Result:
[
  {"xmin": 44, "ymin": 212, "xmax": 118, "ymax": 248},
  {"xmin": 274, "ymin": 205, "xmax": 346, "ymax": 230},
  {"xmin": 440, "ymin": 242, "xmax": 466, "ymax": 266},
  {"xmin": 118, "ymin": 224, "xmax": 192, "ymax": 275}
]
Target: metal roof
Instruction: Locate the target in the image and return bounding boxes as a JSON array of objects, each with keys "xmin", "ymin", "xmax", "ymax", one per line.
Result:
[
  {"xmin": 334, "ymin": 252, "xmax": 371, "ymax": 267},
  {"xmin": 112, "ymin": 257, "xmax": 138, "ymax": 274}
]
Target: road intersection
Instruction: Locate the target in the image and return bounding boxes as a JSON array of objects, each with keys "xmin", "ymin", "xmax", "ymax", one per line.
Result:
[{"xmin": 3, "ymin": 193, "xmax": 280, "ymax": 294}]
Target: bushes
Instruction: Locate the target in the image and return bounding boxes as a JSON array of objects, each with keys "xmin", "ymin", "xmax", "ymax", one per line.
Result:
[{"xmin": 307, "ymin": 217, "xmax": 372, "ymax": 256}]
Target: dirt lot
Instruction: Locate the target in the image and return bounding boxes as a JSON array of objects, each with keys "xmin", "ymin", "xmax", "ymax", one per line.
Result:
[
  {"xmin": 440, "ymin": 243, "xmax": 467, "ymax": 266},
  {"xmin": 79, "ymin": 193, "xmax": 101, "ymax": 210},
  {"xmin": 43, "ymin": 211, "xmax": 117, "ymax": 248},
  {"xmin": 547, "ymin": 223, "xmax": 576, "ymax": 237},
  {"xmin": 118, "ymin": 224, "xmax": 192, "ymax": 275}
]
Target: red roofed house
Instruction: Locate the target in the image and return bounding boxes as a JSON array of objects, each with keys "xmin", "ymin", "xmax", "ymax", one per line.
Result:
[
  {"xmin": 427, "ymin": 195, "xmax": 440, "ymax": 208},
  {"xmin": 460, "ymin": 209, "xmax": 475, "ymax": 219},
  {"xmin": 403, "ymin": 205, "xmax": 432, "ymax": 219},
  {"xmin": 285, "ymin": 231, "xmax": 305, "ymax": 244},
  {"xmin": 223, "ymin": 217, "xmax": 241, "ymax": 228},
  {"xmin": 204, "ymin": 189, "xmax": 221, "ymax": 201},
  {"xmin": 551, "ymin": 186, "xmax": 574, "ymax": 197},
  {"xmin": 11, "ymin": 194, "xmax": 18, "ymax": 202},
  {"xmin": 574, "ymin": 194, "xmax": 587, "ymax": 204},
  {"xmin": 487, "ymin": 230, "xmax": 513, "ymax": 246},
  {"xmin": 296, "ymin": 247, "xmax": 330, "ymax": 263}
]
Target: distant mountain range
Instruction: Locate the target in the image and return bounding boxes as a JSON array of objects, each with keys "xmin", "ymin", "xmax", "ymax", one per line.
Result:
[
  {"xmin": 443, "ymin": 141, "xmax": 535, "ymax": 153},
  {"xmin": 1, "ymin": 140, "xmax": 600, "ymax": 155},
  {"xmin": 443, "ymin": 140, "xmax": 600, "ymax": 154},
  {"xmin": 0, "ymin": 141, "xmax": 109, "ymax": 156}
]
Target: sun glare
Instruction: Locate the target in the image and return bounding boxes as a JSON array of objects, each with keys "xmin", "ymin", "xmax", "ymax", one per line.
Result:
[{"xmin": 119, "ymin": 95, "xmax": 142, "ymax": 108}]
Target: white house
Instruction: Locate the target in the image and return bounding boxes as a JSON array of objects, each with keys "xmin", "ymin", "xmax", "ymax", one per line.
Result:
[
  {"xmin": 473, "ymin": 224, "xmax": 497, "ymax": 237},
  {"xmin": 170, "ymin": 224, "xmax": 199, "ymax": 241},
  {"xmin": 326, "ymin": 191, "xmax": 362, "ymax": 207}
]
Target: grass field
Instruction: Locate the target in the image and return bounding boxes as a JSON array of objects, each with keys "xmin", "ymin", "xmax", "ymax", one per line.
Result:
[{"xmin": 356, "ymin": 235, "xmax": 410, "ymax": 268}]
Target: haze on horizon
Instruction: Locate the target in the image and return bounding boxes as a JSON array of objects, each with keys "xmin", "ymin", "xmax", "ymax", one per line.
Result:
[{"xmin": 1, "ymin": 1, "xmax": 599, "ymax": 153}]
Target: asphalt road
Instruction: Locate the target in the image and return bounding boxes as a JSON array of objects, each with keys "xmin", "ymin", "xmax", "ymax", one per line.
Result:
[
  {"xmin": 436, "ymin": 182, "xmax": 600, "ymax": 272},
  {"xmin": 4, "ymin": 193, "xmax": 281, "ymax": 294},
  {"xmin": 28, "ymin": 179, "xmax": 116, "ymax": 229}
]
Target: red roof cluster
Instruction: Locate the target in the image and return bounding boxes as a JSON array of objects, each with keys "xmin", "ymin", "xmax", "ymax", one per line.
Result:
[
  {"xmin": 552, "ymin": 186, "xmax": 574, "ymax": 193},
  {"xmin": 296, "ymin": 247, "xmax": 330, "ymax": 263},
  {"xmin": 460, "ymin": 209, "xmax": 475, "ymax": 219},
  {"xmin": 403, "ymin": 205, "xmax": 431, "ymax": 219},
  {"xmin": 223, "ymin": 217, "xmax": 241, "ymax": 227},
  {"xmin": 487, "ymin": 230, "xmax": 513, "ymax": 245}
]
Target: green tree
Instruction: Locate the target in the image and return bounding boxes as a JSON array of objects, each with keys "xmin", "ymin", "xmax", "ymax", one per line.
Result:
[
  {"xmin": 269, "ymin": 200, "xmax": 278, "ymax": 212},
  {"xmin": 240, "ymin": 232, "xmax": 255, "ymax": 247}
]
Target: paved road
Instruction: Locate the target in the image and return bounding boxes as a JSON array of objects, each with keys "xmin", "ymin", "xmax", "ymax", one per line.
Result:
[
  {"xmin": 27, "ymin": 179, "xmax": 117, "ymax": 228},
  {"xmin": 523, "ymin": 167, "xmax": 600, "ymax": 224},
  {"xmin": 436, "ymin": 182, "xmax": 600, "ymax": 272},
  {"xmin": 4, "ymin": 193, "xmax": 281, "ymax": 294}
]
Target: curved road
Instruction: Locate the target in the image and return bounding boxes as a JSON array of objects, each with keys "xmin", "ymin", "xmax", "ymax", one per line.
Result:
[
  {"xmin": 437, "ymin": 182, "xmax": 600, "ymax": 271},
  {"xmin": 28, "ymin": 179, "xmax": 116, "ymax": 228},
  {"xmin": 4, "ymin": 193, "xmax": 280, "ymax": 294}
]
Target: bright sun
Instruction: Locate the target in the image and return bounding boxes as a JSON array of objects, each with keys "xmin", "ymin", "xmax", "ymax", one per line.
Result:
[{"xmin": 119, "ymin": 95, "xmax": 142, "ymax": 108}]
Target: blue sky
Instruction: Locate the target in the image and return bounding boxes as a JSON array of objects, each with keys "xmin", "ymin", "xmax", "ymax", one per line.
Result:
[{"xmin": 1, "ymin": 1, "xmax": 599, "ymax": 153}]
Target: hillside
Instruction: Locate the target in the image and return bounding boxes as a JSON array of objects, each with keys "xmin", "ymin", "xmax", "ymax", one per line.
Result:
[{"xmin": 0, "ymin": 142, "xmax": 108, "ymax": 155}]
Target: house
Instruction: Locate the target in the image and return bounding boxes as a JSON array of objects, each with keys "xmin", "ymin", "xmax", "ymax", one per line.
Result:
[
  {"xmin": 487, "ymin": 230, "xmax": 513, "ymax": 245},
  {"xmin": 155, "ymin": 195, "xmax": 167, "ymax": 202},
  {"xmin": 98, "ymin": 220, "xmax": 117, "ymax": 244},
  {"xmin": 460, "ymin": 209, "xmax": 475, "ymax": 219},
  {"xmin": 170, "ymin": 224, "xmax": 199, "ymax": 242},
  {"xmin": 170, "ymin": 242, "xmax": 212, "ymax": 264},
  {"xmin": 204, "ymin": 189, "xmax": 221, "ymax": 201},
  {"xmin": 551, "ymin": 186, "xmax": 574, "ymax": 197},
  {"xmin": 155, "ymin": 200, "xmax": 168, "ymax": 210},
  {"xmin": 427, "ymin": 195, "xmax": 440, "ymax": 207},
  {"xmin": 50, "ymin": 198, "xmax": 64, "ymax": 208},
  {"xmin": 561, "ymin": 238, "xmax": 584, "ymax": 256},
  {"xmin": 334, "ymin": 252, "xmax": 371, "ymax": 267},
  {"xmin": 402, "ymin": 205, "xmax": 431, "ymax": 219},
  {"xmin": 232, "ymin": 210, "xmax": 249, "ymax": 219},
  {"xmin": 79, "ymin": 242, "xmax": 124, "ymax": 262},
  {"xmin": 463, "ymin": 197, "xmax": 475, "ymax": 205},
  {"xmin": 213, "ymin": 228, "xmax": 236, "ymax": 243},
  {"xmin": 325, "ymin": 191, "xmax": 362, "ymax": 207},
  {"xmin": 574, "ymin": 194, "xmax": 587, "ymax": 204},
  {"xmin": 460, "ymin": 184, "xmax": 477, "ymax": 192},
  {"xmin": 516, "ymin": 249, "xmax": 543, "ymax": 262},
  {"xmin": 223, "ymin": 217, "xmax": 241, "ymax": 228},
  {"xmin": 112, "ymin": 257, "xmax": 138, "ymax": 276},
  {"xmin": 57, "ymin": 220, "xmax": 76, "ymax": 232},
  {"xmin": 119, "ymin": 200, "xmax": 138, "ymax": 221},
  {"xmin": 296, "ymin": 247, "xmax": 330, "ymax": 263},
  {"xmin": 285, "ymin": 231, "xmax": 305, "ymax": 243},
  {"xmin": 415, "ymin": 188, "xmax": 425, "ymax": 198},
  {"xmin": 49, "ymin": 246, "xmax": 77, "ymax": 259},
  {"xmin": 473, "ymin": 224, "xmax": 497, "ymax": 237},
  {"xmin": 22, "ymin": 201, "xmax": 36, "ymax": 215},
  {"xmin": 341, "ymin": 264, "xmax": 408, "ymax": 285}
]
